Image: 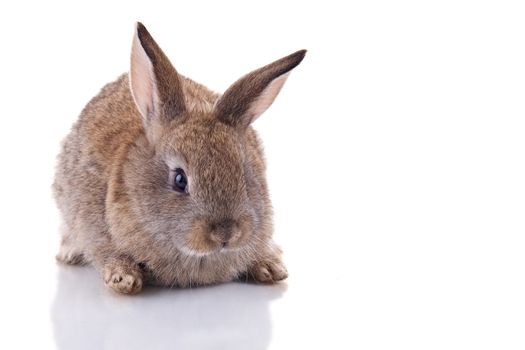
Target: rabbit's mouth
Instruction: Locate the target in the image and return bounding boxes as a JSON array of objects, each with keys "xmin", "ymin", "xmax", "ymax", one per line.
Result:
[{"xmin": 181, "ymin": 216, "xmax": 252, "ymax": 256}]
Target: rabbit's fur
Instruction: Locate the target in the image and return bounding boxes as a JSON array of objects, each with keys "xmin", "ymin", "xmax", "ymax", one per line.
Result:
[{"xmin": 53, "ymin": 23, "xmax": 306, "ymax": 294}]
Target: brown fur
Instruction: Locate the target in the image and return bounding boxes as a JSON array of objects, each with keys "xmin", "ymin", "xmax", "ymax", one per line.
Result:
[
  {"xmin": 216, "ymin": 50, "xmax": 306, "ymax": 128},
  {"xmin": 53, "ymin": 23, "xmax": 306, "ymax": 294}
]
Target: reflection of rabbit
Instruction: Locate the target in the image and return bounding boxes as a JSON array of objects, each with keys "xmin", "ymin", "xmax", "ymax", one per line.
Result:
[
  {"xmin": 53, "ymin": 22, "xmax": 306, "ymax": 294},
  {"xmin": 52, "ymin": 266, "xmax": 283, "ymax": 349}
]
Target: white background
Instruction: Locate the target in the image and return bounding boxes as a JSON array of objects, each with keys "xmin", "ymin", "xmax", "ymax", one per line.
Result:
[{"xmin": 0, "ymin": 1, "xmax": 524, "ymax": 349}]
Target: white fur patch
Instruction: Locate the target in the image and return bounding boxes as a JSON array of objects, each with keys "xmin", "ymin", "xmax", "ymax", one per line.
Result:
[{"xmin": 177, "ymin": 245, "xmax": 214, "ymax": 258}]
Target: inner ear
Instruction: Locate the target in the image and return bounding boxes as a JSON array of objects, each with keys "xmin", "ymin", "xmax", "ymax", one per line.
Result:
[
  {"xmin": 245, "ymin": 72, "xmax": 290, "ymax": 124},
  {"xmin": 214, "ymin": 49, "xmax": 306, "ymax": 130},
  {"xmin": 129, "ymin": 22, "xmax": 187, "ymax": 129},
  {"xmin": 130, "ymin": 27, "xmax": 158, "ymax": 121}
]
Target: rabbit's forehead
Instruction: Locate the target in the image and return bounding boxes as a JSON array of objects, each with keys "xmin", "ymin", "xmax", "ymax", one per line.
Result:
[{"xmin": 163, "ymin": 121, "xmax": 243, "ymax": 169}]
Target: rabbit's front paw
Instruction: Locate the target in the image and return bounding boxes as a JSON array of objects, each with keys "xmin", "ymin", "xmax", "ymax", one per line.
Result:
[
  {"xmin": 56, "ymin": 248, "xmax": 85, "ymax": 265},
  {"xmin": 56, "ymin": 236, "xmax": 86, "ymax": 265},
  {"xmin": 103, "ymin": 263, "xmax": 143, "ymax": 294},
  {"xmin": 249, "ymin": 259, "xmax": 288, "ymax": 284}
]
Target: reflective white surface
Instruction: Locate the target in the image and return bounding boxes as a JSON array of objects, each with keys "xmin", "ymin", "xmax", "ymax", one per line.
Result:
[
  {"xmin": 2, "ymin": 1, "xmax": 525, "ymax": 349},
  {"xmin": 52, "ymin": 267, "xmax": 283, "ymax": 350}
]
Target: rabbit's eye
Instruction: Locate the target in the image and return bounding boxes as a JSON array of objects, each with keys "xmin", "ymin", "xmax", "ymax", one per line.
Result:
[{"xmin": 172, "ymin": 168, "xmax": 188, "ymax": 193}]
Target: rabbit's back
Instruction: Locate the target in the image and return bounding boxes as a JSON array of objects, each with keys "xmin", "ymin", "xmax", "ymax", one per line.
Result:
[{"xmin": 53, "ymin": 75, "xmax": 143, "ymax": 258}]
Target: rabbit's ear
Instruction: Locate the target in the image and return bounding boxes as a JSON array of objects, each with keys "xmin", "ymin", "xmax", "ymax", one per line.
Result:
[
  {"xmin": 215, "ymin": 50, "xmax": 306, "ymax": 130},
  {"xmin": 130, "ymin": 22, "xmax": 186, "ymax": 135}
]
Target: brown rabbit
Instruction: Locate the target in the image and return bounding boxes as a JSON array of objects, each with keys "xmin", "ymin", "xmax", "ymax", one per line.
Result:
[{"xmin": 53, "ymin": 22, "xmax": 306, "ymax": 294}]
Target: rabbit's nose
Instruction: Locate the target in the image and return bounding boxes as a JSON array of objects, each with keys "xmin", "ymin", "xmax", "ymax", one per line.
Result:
[{"xmin": 209, "ymin": 219, "xmax": 240, "ymax": 246}]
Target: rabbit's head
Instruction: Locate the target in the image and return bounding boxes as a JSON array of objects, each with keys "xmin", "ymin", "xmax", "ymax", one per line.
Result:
[{"xmin": 125, "ymin": 23, "xmax": 305, "ymax": 257}]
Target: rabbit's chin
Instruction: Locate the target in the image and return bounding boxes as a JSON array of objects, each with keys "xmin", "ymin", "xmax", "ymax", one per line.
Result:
[{"xmin": 176, "ymin": 244, "xmax": 243, "ymax": 258}]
